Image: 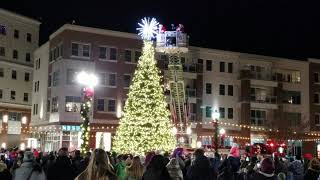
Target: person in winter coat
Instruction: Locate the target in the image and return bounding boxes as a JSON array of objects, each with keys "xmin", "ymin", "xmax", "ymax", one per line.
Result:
[
  {"xmin": 249, "ymin": 157, "xmax": 277, "ymax": 180},
  {"xmin": 0, "ymin": 160, "xmax": 12, "ymax": 180},
  {"xmin": 143, "ymin": 155, "xmax": 171, "ymax": 180},
  {"xmin": 116, "ymin": 155, "xmax": 127, "ymax": 180},
  {"xmin": 12, "ymin": 151, "xmax": 46, "ymax": 180},
  {"xmin": 47, "ymin": 147, "xmax": 76, "ymax": 180},
  {"xmin": 166, "ymin": 158, "xmax": 183, "ymax": 180},
  {"xmin": 187, "ymin": 149, "xmax": 214, "ymax": 180},
  {"xmin": 288, "ymin": 155, "xmax": 304, "ymax": 180},
  {"xmin": 75, "ymin": 148, "xmax": 117, "ymax": 180},
  {"xmin": 218, "ymin": 143, "xmax": 241, "ymax": 180},
  {"xmin": 72, "ymin": 150, "xmax": 84, "ymax": 176},
  {"xmin": 274, "ymin": 156, "xmax": 287, "ymax": 175},
  {"xmin": 304, "ymin": 158, "xmax": 320, "ymax": 180},
  {"xmin": 125, "ymin": 156, "xmax": 144, "ymax": 180}
]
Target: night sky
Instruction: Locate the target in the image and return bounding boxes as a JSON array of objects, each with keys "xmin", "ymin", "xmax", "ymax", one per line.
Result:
[{"xmin": 2, "ymin": 0, "xmax": 320, "ymax": 60}]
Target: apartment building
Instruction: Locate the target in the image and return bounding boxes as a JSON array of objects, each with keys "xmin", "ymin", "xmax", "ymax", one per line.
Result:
[
  {"xmin": 0, "ymin": 9, "xmax": 40, "ymax": 148},
  {"xmin": 31, "ymin": 24, "xmax": 319, "ymax": 153}
]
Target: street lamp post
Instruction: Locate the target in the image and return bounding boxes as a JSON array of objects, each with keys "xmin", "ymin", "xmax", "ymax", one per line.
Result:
[
  {"xmin": 77, "ymin": 71, "xmax": 98, "ymax": 155},
  {"xmin": 212, "ymin": 110, "xmax": 220, "ymax": 153}
]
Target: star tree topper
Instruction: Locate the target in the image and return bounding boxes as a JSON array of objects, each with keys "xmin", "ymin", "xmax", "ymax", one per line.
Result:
[{"xmin": 136, "ymin": 17, "xmax": 159, "ymax": 40}]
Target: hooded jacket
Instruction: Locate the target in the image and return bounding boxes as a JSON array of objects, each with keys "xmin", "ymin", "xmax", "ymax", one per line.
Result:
[
  {"xmin": 187, "ymin": 155, "xmax": 214, "ymax": 180},
  {"xmin": 13, "ymin": 162, "xmax": 46, "ymax": 180}
]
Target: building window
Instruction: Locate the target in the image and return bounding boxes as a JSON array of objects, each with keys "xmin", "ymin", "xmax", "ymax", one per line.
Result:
[
  {"xmin": 26, "ymin": 53, "xmax": 31, "ymax": 62},
  {"xmin": 35, "ymin": 58, "xmax": 40, "ymax": 69},
  {"xmin": 47, "ymin": 100, "xmax": 51, "ymax": 112},
  {"xmin": 27, "ymin": 33, "xmax": 32, "ymax": 42},
  {"xmin": 99, "ymin": 47, "xmax": 107, "ymax": 59},
  {"xmin": 24, "ymin": 72, "xmax": 30, "ymax": 82},
  {"xmin": 0, "ymin": 47, "xmax": 5, "ymax": 56},
  {"xmin": 123, "ymin": 74, "xmax": 131, "ymax": 88},
  {"xmin": 12, "ymin": 70, "xmax": 17, "ymax": 80},
  {"xmin": 71, "ymin": 43, "xmax": 80, "ymax": 56},
  {"xmin": 82, "ymin": 44, "xmax": 90, "ymax": 57},
  {"xmin": 283, "ymin": 91, "xmax": 301, "ymax": 104},
  {"xmin": 134, "ymin": 51, "xmax": 141, "ymax": 62},
  {"xmin": 206, "ymin": 60, "xmax": 212, "ymax": 71},
  {"xmin": 51, "ymin": 97, "xmax": 58, "ymax": 112},
  {"xmin": 65, "ymin": 96, "xmax": 81, "ymax": 112},
  {"xmin": 14, "ymin": 30, "xmax": 19, "ymax": 39},
  {"xmin": 219, "ymin": 107, "xmax": 225, "ymax": 119},
  {"xmin": 9, "ymin": 112, "xmax": 21, "ymax": 121},
  {"xmin": 53, "ymin": 71, "xmax": 60, "ymax": 86},
  {"xmin": 23, "ymin": 93, "xmax": 28, "ymax": 102},
  {"xmin": 107, "ymin": 99, "xmax": 116, "ymax": 112},
  {"xmin": 48, "ymin": 75, "xmax": 51, "ymax": 87},
  {"xmin": 0, "ymin": 68, "xmax": 4, "ymax": 77},
  {"xmin": 97, "ymin": 99, "xmax": 105, "ymax": 111},
  {"xmin": 110, "ymin": 48, "xmax": 117, "ymax": 60},
  {"xmin": 316, "ymin": 114, "xmax": 320, "ymax": 126},
  {"xmin": 228, "ymin": 85, "xmax": 233, "ymax": 96},
  {"xmin": 228, "ymin": 62, "xmax": 233, "ymax": 73},
  {"xmin": 315, "ymin": 93, "xmax": 320, "ymax": 104},
  {"xmin": 251, "ymin": 110, "xmax": 266, "ymax": 126},
  {"xmin": 219, "ymin": 84, "xmax": 225, "ymax": 95},
  {"xmin": 66, "ymin": 69, "xmax": 76, "ymax": 85},
  {"xmin": 13, "ymin": 50, "xmax": 18, "ymax": 59},
  {"xmin": 0, "ymin": 89, "xmax": 2, "ymax": 99},
  {"xmin": 34, "ymin": 81, "xmax": 39, "ymax": 92},
  {"xmin": 109, "ymin": 73, "xmax": 116, "ymax": 86},
  {"xmin": 228, "ymin": 108, "xmax": 233, "ymax": 119},
  {"xmin": 0, "ymin": 25, "xmax": 6, "ymax": 35},
  {"xmin": 205, "ymin": 83, "xmax": 212, "ymax": 94},
  {"xmin": 205, "ymin": 106, "xmax": 212, "ymax": 118},
  {"xmin": 125, "ymin": 50, "xmax": 132, "ymax": 62},
  {"xmin": 315, "ymin": 73, "xmax": 319, "ymax": 83},
  {"xmin": 220, "ymin": 62, "xmax": 225, "ymax": 72},
  {"xmin": 11, "ymin": 91, "xmax": 16, "ymax": 100},
  {"xmin": 33, "ymin": 104, "xmax": 38, "ymax": 115}
]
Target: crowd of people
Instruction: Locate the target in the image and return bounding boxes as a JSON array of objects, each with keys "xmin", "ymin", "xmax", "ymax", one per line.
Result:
[{"xmin": 0, "ymin": 143, "xmax": 320, "ymax": 180}]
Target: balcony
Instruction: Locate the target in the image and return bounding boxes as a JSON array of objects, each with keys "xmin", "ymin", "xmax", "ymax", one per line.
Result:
[
  {"xmin": 239, "ymin": 70, "xmax": 278, "ymax": 87},
  {"xmin": 250, "ymin": 94, "xmax": 277, "ymax": 104}
]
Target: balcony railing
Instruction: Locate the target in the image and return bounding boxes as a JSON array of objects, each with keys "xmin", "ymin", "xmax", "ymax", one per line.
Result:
[
  {"xmin": 251, "ymin": 118, "xmax": 265, "ymax": 126},
  {"xmin": 250, "ymin": 94, "xmax": 277, "ymax": 104},
  {"xmin": 239, "ymin": 70, "xmax": 276, "ymax": 81},
  {"xmin": 186, "ymin": 88, "xmax": 196, "ymax": 97}
]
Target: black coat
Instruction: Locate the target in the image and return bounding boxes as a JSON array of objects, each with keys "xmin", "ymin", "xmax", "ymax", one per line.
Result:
[
  {"xmin": 0, "ymin": 169, "xmax": 12, "ymax": 180},
  {"xmin": 47, "ymin": 156, "xmax": 76, "ymax": 180},
  {"xmin": 249, "ymin": 171, "xmax": 277, "ymax": 180},
  {"xmin": 187, "ymin": 155, "xmax": 215, "ymax": 180},
  {"xmin": 142, "ymin": 168, "xmax": 171, "ymax": 180},
  {"xmin": 304, "ymin": 168, "xmax": 320, "ymax": 180}
]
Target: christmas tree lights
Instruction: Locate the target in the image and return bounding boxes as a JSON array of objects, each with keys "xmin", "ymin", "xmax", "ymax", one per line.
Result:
[{"xmin": 112, "ymin": 40, "xmax": 176, "ymax": 155}]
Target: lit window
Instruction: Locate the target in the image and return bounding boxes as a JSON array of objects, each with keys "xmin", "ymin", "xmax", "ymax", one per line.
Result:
[{"xmin": 65, "ymin": 96, "xmax": 81, "ymax": 112}]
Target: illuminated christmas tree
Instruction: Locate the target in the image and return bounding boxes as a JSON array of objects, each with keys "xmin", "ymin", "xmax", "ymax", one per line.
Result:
[{"xmin": 113, "ymin": 18, "xmax": 176, "ymax": 155}]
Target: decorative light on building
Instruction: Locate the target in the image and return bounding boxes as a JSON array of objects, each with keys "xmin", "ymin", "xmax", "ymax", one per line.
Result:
[
  {"xmin": 1, "ymin": 142, "xmax": 6, "ymax": 149},
  {"xmin": 219, "ymin": 128, "xmax": 226, "ymax": 135},
  {"xmin": 136, "ymin": 17, "xmax": 159, "ymax": 40},
  {"xmin": 186, "ymin": 127, "xmax": 192, "ymax": 135},
  {"xmin": 212, "ymin": 111, "xmax": 220, "ymax": 120},
  {"xmin": 21, "ymin": 116, "xmax": 27, "ymax": 124},
  {"xmin": 3, "ymin": 115, "xmax": 8, "ymax": 123},
  {"xmin": 196, "ymin": 141, "xmax": 202, "ymax": 148},
  {"xmin": 20, "ymin": 143, "xmax": 26, "ymax": 151},
  {"xmin": 77, "ymin": 71, "xmax": 98, "ymax": 88}
]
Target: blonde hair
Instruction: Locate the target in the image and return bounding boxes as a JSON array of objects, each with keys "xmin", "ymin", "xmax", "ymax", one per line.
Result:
[
  {"xmin": 126, "ymin": 156, "xmax": 144, "ymax": 178},
  {"xmin": 76, "ymin": 149, "xmax": 112, "ymax": 180}
]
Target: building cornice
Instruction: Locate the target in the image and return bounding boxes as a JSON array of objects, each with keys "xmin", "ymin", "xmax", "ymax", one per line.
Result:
[
  {"xmin": 0, "ymin": 59, "xmax": 33, "ymax": 69},
  {"xmin": 0, "ymin": 8, "xmax": 41, "ymax": 26},
  {"xmin": 50, "ymin": 24, "xmax": 140, "ymax": 40}
]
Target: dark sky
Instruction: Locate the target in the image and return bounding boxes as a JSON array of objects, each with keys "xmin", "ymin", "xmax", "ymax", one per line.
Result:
[{"xmin": 2, "ymin": 0, "xmax": 320, "ymax": 60}]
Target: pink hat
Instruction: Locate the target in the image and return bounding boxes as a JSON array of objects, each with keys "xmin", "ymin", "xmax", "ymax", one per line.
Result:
[{"xmin": 229, "ymin": 146, "xmax": 240, "ymax": 157}]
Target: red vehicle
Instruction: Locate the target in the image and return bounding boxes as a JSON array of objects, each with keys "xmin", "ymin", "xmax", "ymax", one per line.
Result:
[{"xmin": 250, "ymin": 140, "xmax": 287, "ymax": 157}]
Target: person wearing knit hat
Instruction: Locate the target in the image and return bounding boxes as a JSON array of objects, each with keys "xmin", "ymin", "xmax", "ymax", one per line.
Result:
[
  {"xmin": 12, "ymin": 151, "xmax": 46, "ymax": 180},
  {"xmin": 229, "ymin": 143, "xmax": 240, "ymax": 158},
  {"xmin": 304, "ymin": 158, "xmax": 320, "ymax": 180},
  {"xmin": 250, "ymin": 157, "xmax": 276, "ymax": 180}
]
